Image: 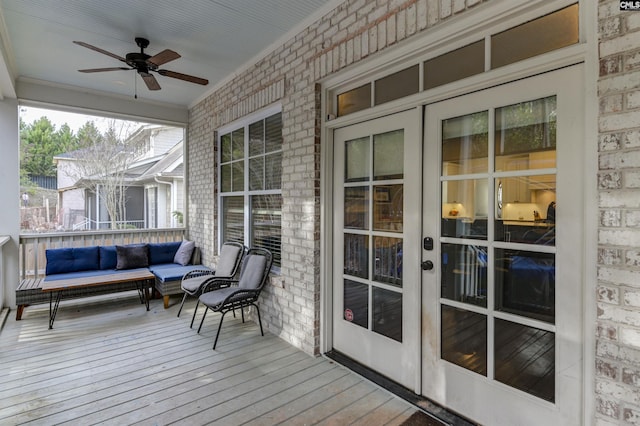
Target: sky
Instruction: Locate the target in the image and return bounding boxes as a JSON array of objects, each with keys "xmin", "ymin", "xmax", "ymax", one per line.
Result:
[{"xmin": 19, "ymin": 106, "xmax": 148, "ymax": 136}]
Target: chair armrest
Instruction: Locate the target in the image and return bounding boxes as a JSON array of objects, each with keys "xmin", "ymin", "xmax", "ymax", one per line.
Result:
[
  {"xmin": 182, "ymin": 269, "xmax": 215, "ymax": 281},
  {"xmin": 201, "ymin": 278, "xmax": 238, "ymax": 294}
]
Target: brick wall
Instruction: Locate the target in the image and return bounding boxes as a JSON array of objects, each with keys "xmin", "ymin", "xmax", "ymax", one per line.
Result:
[
  {"xmin": 597, "ymin": 1, "xmax": 640, "ymax": 424},
  {"xmin": 188, "ymin": 0, "xmax": 484, "ymax": 355}
]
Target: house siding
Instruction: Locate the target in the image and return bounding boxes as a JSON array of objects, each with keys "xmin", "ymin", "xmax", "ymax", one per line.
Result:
[
  {"xmin": 597, "ymin": 1, "xmax": 640, "ymax": 424},
  {"xmin": 188, "ymin": 0, "xmax": 484, "ymax": 356}
]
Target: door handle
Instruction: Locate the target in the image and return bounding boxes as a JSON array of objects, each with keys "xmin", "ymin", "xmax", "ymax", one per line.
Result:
[{"xmin": 421, "ymin": 260, "xmax": 434, "ymax": 271}]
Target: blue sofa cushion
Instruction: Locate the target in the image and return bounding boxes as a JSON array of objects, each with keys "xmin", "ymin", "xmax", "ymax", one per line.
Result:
[
  {"xmin": 149, "ymin": 263, "xmax": 212, "ymax": 283},
  {"xmin": 148, "ymin": 242, "xmax": 182, "ymax": 265},
  {"xmin": 43, "ymin": 268, "xmax": 148, "ymax": 282},
  {"xmin": 116, "ymin": 244, "xmax": 149, "ymax": 270},
  {"xmin": 99, "ymin": 245, "xmax": 118, "ymax": 270},
  {"xmin": 46, "ymin": 246, "xmax": 100, "ymax": 275}
]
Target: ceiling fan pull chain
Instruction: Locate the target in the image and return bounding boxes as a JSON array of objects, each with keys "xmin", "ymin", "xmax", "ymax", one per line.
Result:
[{"xmin": 134, "ymin": 72, "xmax": 138, "ymax": 99}]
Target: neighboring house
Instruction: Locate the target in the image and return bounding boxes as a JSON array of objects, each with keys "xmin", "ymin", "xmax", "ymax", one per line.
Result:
[{"xmin": 54, "ymin": 125, "xmax": 184, "ymax": 230}]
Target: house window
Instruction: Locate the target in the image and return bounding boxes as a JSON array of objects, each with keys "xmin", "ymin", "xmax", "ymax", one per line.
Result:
[{"xmin": 219, "ymin": 110, "xmax": 282, "ymax": 267}]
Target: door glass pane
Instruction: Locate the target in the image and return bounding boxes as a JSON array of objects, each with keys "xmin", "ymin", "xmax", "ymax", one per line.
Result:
[
  {"xmin": 441, "ymin": 305, "xmax": 487, "ymax": 376},
  {"xmin": 338, "ymin": 83, "xmax": 371, "ymax": 117},
  {"xmin": 375, "ymin": 65, "xmax": 419, "ymax": 106},
  {"xmin": 495, "ymin": 96, "xmax": 556, "ymax": 171},
  {"xmin": 373, "ymin": 287, "xmax": 402, "ymax": 342},
  {"xmin": 221, "ymin": 133, "xmax": 232, "ymax": 162},
  {"xmin": 344, "ymin": 279, "xmax": 368, "ymax": 329},
  {"xmin": 249, "ymin": 157, "xmax": 264, "ymax": 191},
  {"xmin": 442, "ymin": 111, "xmax": 488, "ymax": 176},
  {"xmin": 232, "ymin": 128, "xmax": 244, "ymax": 160},
  {"xmin": 373, "ymin": 236, "xmax": 402, "ymax": 287},
  {"xmin": 221, "ymin": 164, "xmax": 231, "ymax": 193},
  {"xmin": 374, "ymin": 130, "xmax": 404, "ymax": 180},
  {"xmin": 441, "ymin": 244, "xmax": 487, "ymax": 307},
  {"xmin": 495, "ymin": 249, "xmax": 555, "ymax": 323},
  {"xmin": 373, "ymin": 184, "xmax": 403, "ymax": 232},
  {"xmin": 344, "ymin": 234, "xmax": 368, "ymax": 279},
  {"xmin": 265, "ymin": 152, "xmax": 282, "ymax": 190},
  {"xmin": 345, "ymin": 137, "xmax": 370, "ymax": 182},
  {"xmin": 441, "ymin": 178, "xmax": 488, "ymax": 239},
  {"xmin": 495, "ymin": 319, "xmax": 555, "ymax": 402},
  {"xmin": 345, "ymin": 187, "xmax": 369, "ymax": 230},
  {"xmin": 265, "ymin": 113, "xmax": 282, "ymax": 153}
]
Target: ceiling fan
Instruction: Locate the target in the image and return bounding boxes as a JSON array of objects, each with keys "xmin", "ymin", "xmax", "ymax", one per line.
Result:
[{"xmin": 73, "ymin": 37, "xmax": 208, "ymax": 91}]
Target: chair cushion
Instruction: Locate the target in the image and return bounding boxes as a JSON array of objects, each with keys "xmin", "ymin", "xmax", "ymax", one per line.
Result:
[
  {"xmin": 216, "ymin": 244, "xmax": 243, "ymax": 276},
  {"xmin": 174, "ymin": 240, "xmax": 195, "ymax": 266},
  {"xmin": 116, "ymin": 244, "xmax": 149, "ymax": 270},
  {"xmin": 238, "ymin": 254, "xmax": 267, "ymax": 289},
  {"xmin": 199, "ymin": 287, "xmax": 237, "ymax": 309},
  {"xmin": 46, "ymin": 246, "xmax": 100, "ymax": 275},
  {"xmin": 148, "ymin": 241, "xmax": 182, "ymax": 265},
  {"xmin": 99, "ymin": 245, "xmax": 117, "ymax": 270},
  {"xmin": 181, "ymin": 275, "xmax": 213, "ymax": 294}
]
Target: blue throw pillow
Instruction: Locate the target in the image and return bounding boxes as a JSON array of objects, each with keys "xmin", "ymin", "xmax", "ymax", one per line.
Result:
[
  {"xmin": 116, "ymin": 244, "xmax": 149, "ymax": 270},
  {"xmin": 148, "ymin": 241, "xmax": 182, "ymax": 265},
  {"xmin": 99, "ymin": 245, "xmax": 118, "ymax": 270},
  {"xmin": 46, "ymin": 246, "xmax": 100, "ymax": 275}
]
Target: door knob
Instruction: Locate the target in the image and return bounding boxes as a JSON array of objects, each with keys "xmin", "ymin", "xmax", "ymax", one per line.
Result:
[{"xmin": 421, "ymin": 260, "xmax": 434, "ymax": 270}]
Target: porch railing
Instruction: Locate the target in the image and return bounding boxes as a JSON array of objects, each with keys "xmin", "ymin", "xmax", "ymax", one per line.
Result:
[{"xmin": 19, "ymin": 228, "xmax": 186, "ymax": 280}]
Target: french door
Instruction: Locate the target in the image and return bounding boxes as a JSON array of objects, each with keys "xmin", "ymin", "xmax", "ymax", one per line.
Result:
[
  {"xmin": 421, "ymin": 65, "xmax": 584, "ymax": 424},
  {"xmin": 332, "ymin": 110, "xmax": 421, "ymax": 389}
]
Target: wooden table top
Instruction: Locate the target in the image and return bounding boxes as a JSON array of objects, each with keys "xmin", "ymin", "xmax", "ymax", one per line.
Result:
[{"xmin": 42, "ymin": 269, "xmax": 155, "ymax": 292}]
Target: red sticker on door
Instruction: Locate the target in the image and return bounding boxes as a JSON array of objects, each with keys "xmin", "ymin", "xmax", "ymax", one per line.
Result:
[{"xmin": 344, "ymin": 308, "xmax": 354, "ymax": 322}]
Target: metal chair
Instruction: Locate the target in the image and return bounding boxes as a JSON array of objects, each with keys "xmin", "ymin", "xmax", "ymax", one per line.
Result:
[
  {"xmin": 176, "ymin": 241, "xmax": 245, "ymax": 328},
  {"xmin": 197, "ymin": 248, "xmax": 273, "ymax": 349}
]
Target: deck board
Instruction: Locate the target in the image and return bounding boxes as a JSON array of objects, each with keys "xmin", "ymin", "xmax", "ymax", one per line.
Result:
[{"xmin": 0, "ymin": 293, "xmax": 424, "ymax": 425}]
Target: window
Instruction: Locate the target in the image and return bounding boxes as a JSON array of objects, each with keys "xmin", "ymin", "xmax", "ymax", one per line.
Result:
[{"xmin": 219, "ymin": 110, "xmax": 283, "ymax": 267}]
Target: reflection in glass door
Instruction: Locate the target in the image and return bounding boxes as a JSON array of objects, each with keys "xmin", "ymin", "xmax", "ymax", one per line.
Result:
[
  {"xmin": 422, "ymin": 66, "xmax": 584, "ymax": 425},
  {"xmin": 333, "ymin": 110, "xmax": 420, "ymax": 390}
]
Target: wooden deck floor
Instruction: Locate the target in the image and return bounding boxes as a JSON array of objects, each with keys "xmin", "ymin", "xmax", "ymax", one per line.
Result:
[{"xmin": 0, "ymin": 292, "xmax": 427, "ymax": 425}]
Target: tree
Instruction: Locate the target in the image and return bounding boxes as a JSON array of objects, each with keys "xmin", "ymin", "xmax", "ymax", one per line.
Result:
[{"xmin": 63, "ymin": 122, "xmax": 145, "ymax": 229}]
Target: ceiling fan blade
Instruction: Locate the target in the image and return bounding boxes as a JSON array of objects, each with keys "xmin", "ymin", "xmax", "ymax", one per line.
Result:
[
  {"xmin": 147, "ymin": 49, "xmax": 180, "ymax": 66},
  {"xmin": 78, "ymin": 67, "xmax": 131, "ymax": 73},
  {"xmin": 73, "ymin": 41, "xmax": 126, "ymax": 62},
  {"xmin": 157, "ymin": 69, "xmax": 208, "ymax": 85},
  {"xmin": 140, "ymin": 72, "xmax": 161, "ymax": 90}
]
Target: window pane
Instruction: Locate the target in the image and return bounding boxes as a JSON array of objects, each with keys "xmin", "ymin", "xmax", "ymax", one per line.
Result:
[
  {"xmin": 249, "ymin": 120, "xmax": 264, "ymax": 157},
  {"xmin": 374, "ymin": 130, "xmax": 403, "ymax": 180},
  {"xmin": 375, "ymin": 65, "xmax": 419, "ymax": 105},
  {"xmin": 337, "ymin": 83, "xmax": 371, "ymax": 117},
  {"xmin": 495, "ymin": 319, "xmax": 555, "ymax": 402},
  {"xmin": 373, "ymin": 184, "xmax": 402, "ymax": 232},
  {"xmin": 252, "ymin": 194, "xmax": 282, "ymax": 267},
  {"xmin": 373, "ymin": 287, "xmax": 402, "ymax": 342},
  {"xmin": 373, "ymin": 236, "xmax": 402, "ymax": 287},
  {"xmin": 491, "ymin": 4, "xmax": 578, "ymax": 69},
  {"xmin": 344, "ymin": 233, "xmax": 368, "ymax": 279},
  {"xmin": 345, "ymin": 186, "xmax": 369, "ymax": 230},
  {"xmin": 221, "ymin": 164, "xmax": 232, "ymax": 193},
  {"xmin": 495, "ymin": 96, "xmax": 556, "ymax": 169},
  {"xmin": 441, "ymin": 305, "xmax": 487, "ymax": 376},
  {"xmin": 221, "ymin": 133, "xmax": 232, "ymax": 162},
  {"xmin": 265, "ymin": 113, "xmax": 282, "ymax": 153},
  {"xmin": 232, "ymin": 160, "xmax": 244, "ymax": 192},
  {"xmin": 441, "ymin": 244, "xmax": 487, "ymax": 307},
  {"xmin": 344, "ymin": 280, "xmax": 368, "ymax": 329},
  {"xmin": 442, "ymin": 111, "xmax": 488, "ymax": 176},
  {"xmin": 223, "ymin": 196, "xmax": 244, "ymax": 244},
  {"xmin": 265, "ymin": 152, "xmax": 282, "ymax": 190},
  {"xmin": 495, "ymin": 249, "xmax": 555, "ymax": 323},
  {"xmin": 249, "ymin": 157, "xmax": 264, "ymax": 191},
  {"xmin": 345, "ymin": 137, "xmax": 370, "ymax": 182},
  {"xmin": 424, "ymin": 40, "xmax": 484, "ymax": 90},
  {"xmin": 232, "ymin": 128, "xmax": 244, "ymax": 160}
]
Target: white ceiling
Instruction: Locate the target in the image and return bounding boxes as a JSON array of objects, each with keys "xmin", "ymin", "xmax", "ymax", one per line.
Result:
[{"xmin": 0, "ymin": 0, "xmax": 336, "ymax": 108}]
